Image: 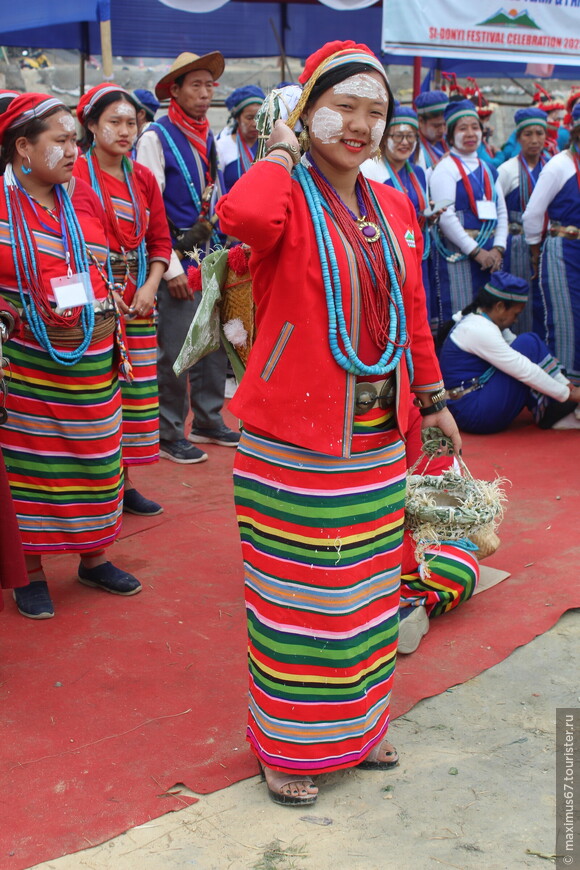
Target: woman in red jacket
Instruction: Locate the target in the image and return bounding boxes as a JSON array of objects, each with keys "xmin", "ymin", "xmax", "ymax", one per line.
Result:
[
  {"xmin": 217, "ymin": 41, "xmax": 460, "ymax": 807},
  {"xmin": 75, "ymin": 84, "xmax": 172, "ymax": 516},
  {"xmin": 0, "ymin": 93, "xmax": 141, "ymax": 619}
]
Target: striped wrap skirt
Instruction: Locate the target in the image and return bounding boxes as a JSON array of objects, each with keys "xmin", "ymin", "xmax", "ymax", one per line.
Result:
[
  {"xmin": 121, "ymin": 316, "xmax": 159, "ymax": 465},
  {"xmin": 401, "ymin": 542, "xmax": 479, "ymax": 618},
  {"xmin": 0, "ymin": 330, "xmax": 123, "ymax": 553},
  {"xmin": 233, "ymin": 424, "xmax": 406, "ymax": 775}
]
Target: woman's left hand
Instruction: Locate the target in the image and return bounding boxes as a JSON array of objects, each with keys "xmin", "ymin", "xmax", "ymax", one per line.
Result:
[
  {"xmin": 421, "ymin": 407, "xmax": 462, "ymax": 455},
  {"xmin": 128, "ymin": 281, "xmax": 157, "ymax": 319}
]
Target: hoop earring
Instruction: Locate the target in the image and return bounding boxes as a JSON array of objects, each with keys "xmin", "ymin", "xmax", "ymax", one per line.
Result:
[
  {"xmin": 298, "ymin": 126, "xmax": 310, "ymax": 152},
  {"xmin": 21, "ymin": 155, "xmax": 32, "ymax": 175}
]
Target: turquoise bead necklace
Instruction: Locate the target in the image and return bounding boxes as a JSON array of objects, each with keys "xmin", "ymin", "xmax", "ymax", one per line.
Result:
[
  {"xmin": 4, "ymin": 167, "xmax": 94, "ymax": 365},
  {"xmin": 295, "ymin": 162, "xmax": 413, "ymax": 378}
]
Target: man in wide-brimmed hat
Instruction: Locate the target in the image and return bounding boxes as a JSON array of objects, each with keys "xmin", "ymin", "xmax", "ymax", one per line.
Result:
[{"xmin": 137, "ymin": 51, "xmax": 240, "ymax": 464}]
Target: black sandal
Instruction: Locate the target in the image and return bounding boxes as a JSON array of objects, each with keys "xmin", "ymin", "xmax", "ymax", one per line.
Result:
[
  {"xmin": 259, "ymin": 764, "xmax": 318, "ymax": 806},
  {"xmin": 358, "ymin": 740, "xmax": 400, "ymax": 770}
]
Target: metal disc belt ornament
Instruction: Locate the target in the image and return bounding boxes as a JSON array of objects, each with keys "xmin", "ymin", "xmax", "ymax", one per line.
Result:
[{"xmin": 354, "ymin": 377, "xmax": 395, "ymax": 415}]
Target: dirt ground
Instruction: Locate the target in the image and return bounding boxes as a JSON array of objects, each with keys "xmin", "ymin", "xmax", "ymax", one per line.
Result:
[{"xmin": 30, "ymin": 609, "xmax": 578, "ymax": 870}]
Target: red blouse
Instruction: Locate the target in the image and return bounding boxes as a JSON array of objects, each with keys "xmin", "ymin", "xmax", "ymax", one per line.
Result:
[{"xmin": 217, "ymin": 159, "xmax": 444, "ymax": 458}]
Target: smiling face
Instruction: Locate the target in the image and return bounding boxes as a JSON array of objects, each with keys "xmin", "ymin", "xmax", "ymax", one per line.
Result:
[
  {"xmin": 17, "ymin": 109, "xmax": 78, "ymax": 185},
  {"xmin": 89, "ymin": 98, "xmax": 138, "ymax": 157},
  {"xmin": 304, "ymin": 71, "xmax": 389, "ymax": 177},
  {"xmin": 385, "ymin": 123, "xmax": 418, "ymax": 163},
  {"xmin": 451, "ymin": 116, "xmax": 483, "ymax": 153}
]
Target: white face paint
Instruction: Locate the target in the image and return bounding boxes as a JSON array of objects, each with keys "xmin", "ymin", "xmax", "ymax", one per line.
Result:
[
  {"xmin": 45, "ymin": 145, "xmax": 64, "ymax": 170},
  {"xmin": 99, "ymin": 123, "xmax": 115, "ymax": 144},
  {"xmin": 58, "ymin": 114, "xmax": 75, "ymax": 132},
  {"xmin": 455, "ymin": 129, "xmax": 482, "ymax": 151},
  {"xmin": 371, "ymin": 119, "xmax": 386, "ymax": 151},
  {"xmin": 311, "ymin": 106, "xmax": 344, "ymax": 144},
  {"xmin": 333, "ymin": 74, "xmax": 388, "ymax": 104},
  {"xmin": 114, "ymin": 101, "xmax": 135, "ymax": 117}
]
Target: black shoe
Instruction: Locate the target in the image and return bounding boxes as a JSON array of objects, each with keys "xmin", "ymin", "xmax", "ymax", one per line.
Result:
[
  {"xmin": 13, "ymin": 580, "xmax": 54, "ymax": 619},
  {"xmin": 538, "ymin": 399, "xmax": 578, "ymax": 429},
  {"xmin": 159, "ymin": 438, "xmax": 208, "ymax": 464},
  {"xmin": 188, "ymin": 426, "xmax": 240, "ymax": 447},
  {"xmin": 123, "ymin": 488, "xmax": 163, "ymax": 516},
  {"xmin": 78, "ymin": 561, "xmax": 142, "ymax": 596}
]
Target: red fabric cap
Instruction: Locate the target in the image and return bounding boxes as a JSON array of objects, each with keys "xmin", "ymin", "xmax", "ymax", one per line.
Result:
[
  {"xmin": 566, "ymin": 89, "xmax": 580, "ymax": 114},
  {"xmin": 76, "ymin": 83, "xmax": 131, "ymax": 124},
  {"xmin": 298, "ymin": 40, "xmax": 377, "ymax": 85},
  {"xmin": 0, "ymin": 93, "xmax": 64, "ymax": 146}
]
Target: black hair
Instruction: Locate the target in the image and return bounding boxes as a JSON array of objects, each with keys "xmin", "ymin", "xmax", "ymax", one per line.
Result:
[
  {"xmin": 0, "ymin": 105, "xmax": 69, "ymax": 174},
  {"xmin": 79, "ymin": 90, "xmax": 138, "ymax": 151},
  {"xmin": 304, "ymin": 62, "xmax": 395, "ymax": 147},
  {"xmin": 419, "ymin": 110, "xmax": 446, "ymax": 121},
  {"xmin": 0, "ymin": 95, "xmax": 17, "ymax": 116},
  {"xmin": 436, "ymin": 286, "xmax": 521, "ymax": 349}
]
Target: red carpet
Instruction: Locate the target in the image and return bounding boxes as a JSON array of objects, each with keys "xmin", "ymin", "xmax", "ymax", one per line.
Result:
[{"xmin": 1, "ymin": 411, "xmax": 579, "ymax": 870}]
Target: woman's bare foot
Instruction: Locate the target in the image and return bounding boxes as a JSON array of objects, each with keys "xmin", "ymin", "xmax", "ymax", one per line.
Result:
[
  {"xmin": 261, "ymin": 765, "xmax": 318, "ymax": 806},
  {"xmin": 358, "ymin": 739, "xmax": 400, "ymax": 770}
]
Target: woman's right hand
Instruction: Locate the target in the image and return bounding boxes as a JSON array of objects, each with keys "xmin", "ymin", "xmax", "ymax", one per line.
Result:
[
  {"xmin": 266, "ymin": 119, "xmax": 300, "ymax": 152},
  {"xmin": 568, "ymin": 384, "xmax": 580, "ymax": 403}
]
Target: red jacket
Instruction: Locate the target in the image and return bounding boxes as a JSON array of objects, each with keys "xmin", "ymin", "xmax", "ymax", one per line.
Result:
[{"xmin": 217, "ymin": 160, "xmax": 443, "ymax": 457}]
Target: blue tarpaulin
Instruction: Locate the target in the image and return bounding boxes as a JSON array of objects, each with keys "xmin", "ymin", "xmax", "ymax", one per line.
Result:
[{"xmin": 1, "ymin": 0, "xmax": 579, "ymax": 79}]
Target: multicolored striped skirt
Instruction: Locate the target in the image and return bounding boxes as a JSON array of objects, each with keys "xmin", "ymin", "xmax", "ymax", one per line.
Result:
[
  {"xmin": 121, "ymin": 316, "xmax": 159, "ymax": 465},
  {"xmin": 401, "ymin": 542, "xmax": 479, "ymax": 618},
  {"xmin": 233, "ymin": 425, "xmax": 406, "ymax": 775},
  {"xmin": 0, "ymin": 331, "xmax": 123, "ymax": 553}
]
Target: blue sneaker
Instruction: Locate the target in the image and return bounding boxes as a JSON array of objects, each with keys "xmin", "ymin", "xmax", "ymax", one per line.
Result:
[
  {"xmin": 78, "ymin": 561, "xmax": 142, "ymax": 596},
  {"xmin": 188, "ymin": 426, "xmax": 240, "ymax": 447},
  {"xmin": 159, "ymin": 438, "xmax": 208, "ymax": 464},
  {"xmin": 123, "ymin": 488, "xmax": 163, "ymax": 516},
  {"xmin": 13, "ymin": 580, "xmax": 54, "ymax": 619}
]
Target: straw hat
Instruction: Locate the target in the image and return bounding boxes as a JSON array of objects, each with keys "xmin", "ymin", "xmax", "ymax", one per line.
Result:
[{"xmin": 155, "ymin": 51, "xmax": 225, "ymax": 101}]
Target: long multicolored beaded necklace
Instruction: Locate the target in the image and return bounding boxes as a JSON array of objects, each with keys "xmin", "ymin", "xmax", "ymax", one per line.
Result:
[
  {"xmin": 3, "ymin": 165, "xmax": 95, "ymax": 366},
  {"xmin": 295, "ymin": 159, "xmax": 413, "ymax": 378},
  {"xmin": 86, "ymin": 146, "xmax": 148, "ymax": 294}
]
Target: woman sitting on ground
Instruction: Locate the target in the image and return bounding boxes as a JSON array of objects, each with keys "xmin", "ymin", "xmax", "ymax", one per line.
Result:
[{"xmin": 439, "ymin": 271, "xmax": 580, "ymax": 433}]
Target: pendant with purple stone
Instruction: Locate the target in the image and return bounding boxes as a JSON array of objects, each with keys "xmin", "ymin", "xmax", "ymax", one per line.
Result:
[{"xmin": 357, "ymin": 219, "xmax": 381, "ymax": 243}]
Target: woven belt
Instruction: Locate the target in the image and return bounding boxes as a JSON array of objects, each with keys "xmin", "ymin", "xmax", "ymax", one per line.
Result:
[
  {"xmin": 549, "ymin": 225, "xmax": 580, "ymax": 240},
  {"xmin": 354, "ymin": 376, "xmax": 396, "ymax": 415},
  {"xmin": 462, "ymin": 228, "xmax": 481, "ymax": 239},
  {"xmin": 508, "ymin": 222, "xmax": 523, "ymax": 235},
  {"xmin": 22, "ymin": 311, "xmax": 116, "ymax": 348},
  {"xmin": 445, "ymin": 377, "xmax": 484, "ymax": 401}
]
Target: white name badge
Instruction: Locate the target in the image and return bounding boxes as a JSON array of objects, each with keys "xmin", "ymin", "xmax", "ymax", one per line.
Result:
[
  {"xmin": 51, "ymin": 273, "xmax": 94, "ymax": 311},
  {"xmin": 476, "ymin": 199, "xmax": 497, "ymax": 221}
]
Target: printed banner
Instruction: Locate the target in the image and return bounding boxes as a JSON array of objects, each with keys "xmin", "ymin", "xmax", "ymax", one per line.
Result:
[{"xmin": 382, "ymin": 0, "xmax": 580, "ymax": 65}]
